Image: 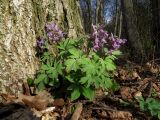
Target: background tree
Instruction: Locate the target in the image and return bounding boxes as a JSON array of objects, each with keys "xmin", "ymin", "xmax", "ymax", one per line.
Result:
[
  {"xmin": 80, "ymin": 0, "xmax": 92, "ymax": 33},
  {"xmin": 0, "ymin": 0, "xmax": 84, "ymax": 96},
  {"xmin": 150, "ymin": 0, "xmax": 160, "ymax": 57},
  {"xmin": 96, "ymin": 0, "xmax": 105, "ymax": 24},
  {"xmin": 121, "ymin": 0, "xmax": 144, "ymax": 59},
  {"xmin": 79, "ymin": 0, "xmax": 160, "ymax": 60}
]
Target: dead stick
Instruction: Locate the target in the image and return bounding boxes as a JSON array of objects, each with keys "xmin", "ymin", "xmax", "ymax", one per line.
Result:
[{"xmin": 71, "ymin": 102, "xmax": 83, "ymax": 120}]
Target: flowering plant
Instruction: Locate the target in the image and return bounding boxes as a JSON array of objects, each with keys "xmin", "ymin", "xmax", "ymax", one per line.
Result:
[{"xmin": 33, "ymin": 22, "xmax": 126, "ymax": 101}]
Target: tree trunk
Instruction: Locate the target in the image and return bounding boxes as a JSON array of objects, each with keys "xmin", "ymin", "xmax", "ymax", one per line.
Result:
[
  {"xmin": 114, "ymin": 0, "xmax": 119, "ymax": 36},
  {"xmin": 150, "ymin": 0, "xmax": 160, "ymax": 56},
  {"xmin": 80, "ymin": 0, "xmax": 92, "ymax": 33},
  {"xmin": 0, "ymin": 0, "xmax": 84, "ymax": 96},
  {"xmin": 121, "ymin": 0, "xmax": 144, "ymax": 58},
  {"xmin": 118, "ymin": 11, "xmax": 123, "ymax": 38},
  {"xmin": 96, "ymin": 0, "xmax": 104, "ymax": 25}
]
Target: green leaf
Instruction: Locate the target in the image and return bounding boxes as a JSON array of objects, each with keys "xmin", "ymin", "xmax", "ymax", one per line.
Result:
[
  {"xmin": 71, "ymin": 88, "xmax": 81, "ymax": 101},
  {"xmin": 112, "ymin": 50, "xmax": 122, "ymax": 56},
  {"xmin": 82, "ymin": 87, "xmax": 94, "ymax": 100},
  {"xmin": 48, "ymin": 69, "xmax": 58, "ymax": 80},
  {"xmin": 67, "ymin": 84, "xmax": 75, "ymax": 90},
  {"xmin": 82, "ymin": 61, "xmax": 97, "ymax": 75},
  {"xmin": 106, "ymin": 55, "xmax": 117, "ymax": 60},
  {"xmin": 78, "ymin": 57, "xmax": 90, "ymax": 65},
  {"xmin": 158, "ymin": 112, "xmax": 160, "ymax": 119},
  {"xmin": 41, "ymin": 52, "xmax": 50, "ymax": 61},
  {"xmin": 98, "ymin": 59, "xmax": 106, "ymax": 74},
  {"xmin": 79, "ymin": 76, "xmax": 88, "ymax": 84},
  {"xmin": 38, "ymin": 81, "xmax": 45, "ymax": 90},
  {"xmin": 65, "ymin": 59, "xmax": 79, "ymax": 72},
  {"xmin": 34, "ymin": 74, "xmax": 47, "ymax": 84},
  {"xmin": 139, "ymin": 100, "xmax": 145, "ymax": 111},
  {"xmin": 92, "ymin": 52, "xmax": 100, "ymax": 61},
  {"xmin": 59, "ymin": 51, "xmax": 66, "ymax": 56},
  {"xmin": 93, "ymin": 76, "xmax": 101, "ymax": 88},
  {"xmin": 41, "ymin": 64, "xmax": 49, "ymax": 71},
  {"xmin": 104, "ymin": 58, "xmax": 116, "ymax": 71},
  {"xmin": 46, "ymin": 66, "xmax": 54, "ymax": 74},
  {"xmin": 56, "ymin": 62, "xmax": 63, "ymax": 74},
  {"xmin": 69, "ymin": 48, "xmax": 82, "ymax": 58},
  {"xmin": 44, "ymin": 77, "xmax": 49, "ymax": 84},
  {"xmin": 66, "ymin": 75, "xmax": 75, "ymax": 83},
  {"xmin": 57, "ymin": 44, "xmax": 65, "ymax": 50},
  {"xmin": 86, "ymin": 75, "xmax": 94, "ymax": 87},
  {"xmin": 49, "ymin": 78, "xmax": 59, "ymax": 86},
  {"xmin": 27, "ymin": 78, "xmax": 34, "ymax": 86},
  {"xmin": 111, "ymin": 82, "xmax": 120, "ymax": 92},
  {"xmin": 101, "ymin": 76, "xmax": 113, "ymax": 89}
]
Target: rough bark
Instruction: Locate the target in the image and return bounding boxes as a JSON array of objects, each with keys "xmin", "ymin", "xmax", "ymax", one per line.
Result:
[
  {"xmin": 0, "ymin": 0, "xmax": 84, "ymax": 96},
  {"xmin": 121, "ymin": 0, "xmax": 144, "ymax": 57},
  {"xmin": 96, "ymin": 0, "xmax": 104, "ymax": 25},
  {"xmin": 80, "ymin": 0, "xmax": 92, "ymax": 33},
  {"xmin": 150, "ymin": 0, "xmax": 160, "ymax": 56},
  {"xmin": 114, "ymin": 0, "xmax": 118, "ymax": 36},
  {"xmin": 118, "ymin": 11, "xmax": 122, "ymax": 38}
]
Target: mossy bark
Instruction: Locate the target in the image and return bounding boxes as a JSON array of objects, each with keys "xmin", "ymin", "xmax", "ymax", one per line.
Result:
[{"xmin": 0, "ymin": 0, "xmax": 84, "ymax": 96}]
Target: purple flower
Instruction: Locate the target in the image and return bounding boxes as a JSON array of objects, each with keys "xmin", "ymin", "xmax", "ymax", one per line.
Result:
[
  {"xmin": 91, "ymin": 24, "xmax": 109, "ymax": 51},
  {"xmin": 45, "ymin": 22, "xmax": 64, "ymax": 43},
  {"xmin": 37, "ymin": 37, "xmax": 45, "ymax": 48},
  {"xmin": 93, "ymin": 44, "xmax": 100, "ymax": 52},
  {"xmin": 111, "ymin": 37, "xmax": 127, "ymax": 50},
  {"xmin": 90, "ymin": 24, "xmax": 127, "ymax": 54}
]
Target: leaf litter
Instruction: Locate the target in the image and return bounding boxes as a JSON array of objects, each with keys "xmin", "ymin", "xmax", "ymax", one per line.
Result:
[{"xmin": 0, "ymin": 58, "xmax": 160, "ymax": 120}]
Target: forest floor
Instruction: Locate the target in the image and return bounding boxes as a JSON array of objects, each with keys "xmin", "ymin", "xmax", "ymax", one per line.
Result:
[{"xmin": 0, "ymin": 57, "xmax": 160, "ymax": 120}]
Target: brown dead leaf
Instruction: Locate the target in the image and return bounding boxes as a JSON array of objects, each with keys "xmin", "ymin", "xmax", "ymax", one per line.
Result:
[
  {"xmin": 108, "ymin": 111, "xmax": 133, "ymax": 120},
  {"xmin": 153, "ymin": 83, "xmax": 159, "ymax": 90},
  {"xmin": 132, "ymin": 71, "xmax": 141, "ymax": 80},
  {"xmin": 98, "ymin": 111, "xmax": 108, "ymax": 118},
  {"xmin": 18, "ymin": 90, "xmax": 54, "ymax": 110},
  {"xmin": 120, "ymin": 87, "xmax": 133, "ymax": 101},
  {"xmin": 134, "ymin": 91, "xmax": 142, "ymax": 98},
  {"xmin": 138, "ymin": 78, "xmax": 152, "ymax": 98},
  {"xmin": 53, "ymin": 98, "xmax": 65, "ymax": 107},
  {"xmin": 150, "ymin": 67, "xmax": 159, "ymax": 74},
  {"xmin": 145, "ymin": 62, "xmax": 160, "ymax": 74},
  {"xmin": 118, "ymin": 68, "xmax": 128, "ymax": 80},
  {"xmin": 42, "ymin": 112, "xmax": 59, "ymax": 120},
  {"xmin": 153, "ymin": 83, "xmax": 160, "ymax": 98},
  {"xmin": 1, "ymin": 93, "xmax": 17, "ymax": 103},
  {"xmin": 31, "ymin": 107, "xmax": 58, "ymax": 119}
]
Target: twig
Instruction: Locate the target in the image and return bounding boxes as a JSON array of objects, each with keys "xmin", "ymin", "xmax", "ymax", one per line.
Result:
[{"xmin": 71, "ymin": 102, "xmax": 83, "ymax": 120}]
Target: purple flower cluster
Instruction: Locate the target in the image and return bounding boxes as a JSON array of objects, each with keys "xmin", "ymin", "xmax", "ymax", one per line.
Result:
[
  {"xmin": 91, "ymin": 24, "xmax": 109, "ymax": 51},
  {"xmin": 37, "ymin": 37, "xmax": 45, "ymax": 48},
  {"xmin": 45, "ymin": 22, "xmax": 64, "ymax": 43},
  {"xmin": 108, "ymin": 33, "xmax": 127, "ymax": 53},
  {"xmin": 91, "ymin": 24, "xmax": 127, "ymax": 54}
]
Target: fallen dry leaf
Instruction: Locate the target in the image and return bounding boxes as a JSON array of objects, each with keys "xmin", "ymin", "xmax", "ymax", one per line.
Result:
[
  {"xmin": 132, "ymin": 71, "xmax": 141, "ymax": 80},
  {"xmin": 134, "ymin": 91, "xmax": 142, "ymax": 98},
  {"xmin": 1, "ymin": 93, "xmax": 17, "ymax": 103},
  {"xmin": 108, "ymin": 111, "xmax": 133, "ymax": 120},
  {"xmin": 42, "ymin": 113, "xmax": 58, "ymax": 120},
  {"xmin": 120, "ymin": 87, "xmax": 133, "ymax": 101},
  {"xmin": 53, "ymin": 98, "xmax": 65, "ymax": 107},
  {"xmin": 18, "ymin": 90, "xmax": 54, "ymax": 110}
]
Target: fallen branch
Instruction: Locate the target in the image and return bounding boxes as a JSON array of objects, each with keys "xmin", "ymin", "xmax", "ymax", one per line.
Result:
[{"xmin": 71, "ymin": 102, "xmax": 83, "ymax": 120}]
